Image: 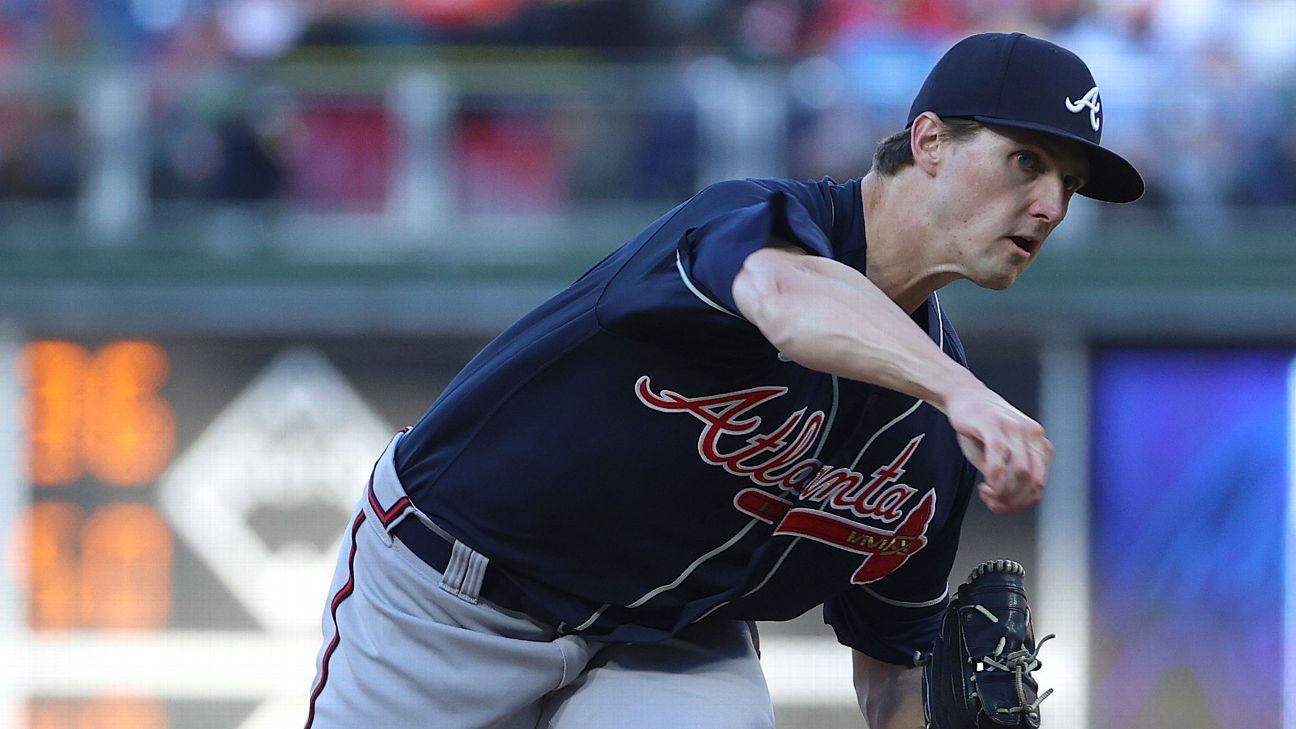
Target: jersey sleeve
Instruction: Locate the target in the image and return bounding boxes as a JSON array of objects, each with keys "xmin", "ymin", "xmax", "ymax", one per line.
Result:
[
  {"xmin": 595, "ymin": 178, "xmax": 841, "ymax": 358},
  {"xmin": 821, "ymin": 458, "xmax": 978, "ymax": 665},
  {"xmin": 676, "ymin": 179, "xmax": 836, "ymax": 317}
]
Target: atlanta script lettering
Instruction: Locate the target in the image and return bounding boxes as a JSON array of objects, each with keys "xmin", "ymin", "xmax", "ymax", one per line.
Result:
[{"xmin": 636, "ymin": 376, "xmax": 937, "ymax": 583}]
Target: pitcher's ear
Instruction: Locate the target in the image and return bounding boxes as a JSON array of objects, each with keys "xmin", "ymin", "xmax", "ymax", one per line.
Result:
[{"xmin": 910, "ymin": 112, "xmax": 945, "ymax": 176}]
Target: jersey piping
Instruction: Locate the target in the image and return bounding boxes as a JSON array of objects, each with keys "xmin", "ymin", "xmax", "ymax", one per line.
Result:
[
  {"xmin": 675, "ymin": 250, "xmax": 741, "ymax": 318},
  {"xmin": 861, "ymin": 584, "xmax": 949, "ymax": 608},
  {"xmin": 570, "ymin": 518, "xmax": 763, "ymax": 632}
]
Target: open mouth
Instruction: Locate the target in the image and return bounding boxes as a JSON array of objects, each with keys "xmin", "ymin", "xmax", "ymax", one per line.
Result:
[{"xmin": 1008, "ymin": 236, "xmax": 1037, "ymax": 256}]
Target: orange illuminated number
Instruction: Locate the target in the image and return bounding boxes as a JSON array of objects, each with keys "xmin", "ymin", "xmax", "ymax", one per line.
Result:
[
  {"xmin": 14, "ymin": 503, "xmax": 172, "ymax": 631},
  {"xmin": 17, "ymin": 502, "xmax": 84, "ymax": 630},
  {"xmin": 22, "ymin": 341, "xmax": 174, "ymax": 487},
  {"xmin": 83, "ymin": 342, "xmax": 175, "ymax": 487},
  {"xmin": 79, "ymin": 504, "xmax": 173, "ymax": 630},
  {"xmin": 28, "ymin": 697, "xmax": 168, "ymax": 729},
  {"xmin": 24, "ymin": 343, "xmax": 89, "ymax": 486}
]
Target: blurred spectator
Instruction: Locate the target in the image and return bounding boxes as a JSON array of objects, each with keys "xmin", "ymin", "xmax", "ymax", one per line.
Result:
[
  {"xmin": 1053, "ymin": 2, "xmax": 1163, "ymax": 206},
  {"xmin": 0, "ymin": 104, "xmax": 80, "ymax": 198},
  {"xmin": 151, "ymin": 101, "xmax": 289, "ymax": 202},
  {"xmin": 217, "ymin": 0, "xmax": 307, "ymax": 60},
  {"xmin": 148, "ymin": 10, "xmax": 293, "ymax": 203},
  {"xmin": 1149, "ymin": 35, "xmax": 1242, "ymax": 236},
  {"xmin": 216, "ymin": 110, "xmax": 286, "ymax": 200},
  {"xmin": 0, "ymin": 0, "xmax": 1293, "ymax": 237}
]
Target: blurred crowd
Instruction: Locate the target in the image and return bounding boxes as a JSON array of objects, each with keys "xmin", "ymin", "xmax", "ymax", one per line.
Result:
[{"xmin": 1, "ymin": 0, "xmax": 1295, "ymax": 236}]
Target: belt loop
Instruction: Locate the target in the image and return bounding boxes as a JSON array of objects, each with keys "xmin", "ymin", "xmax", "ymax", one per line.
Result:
[{"xmin": 440, "ymin": 541, "xmax": 489, "ymax": 604}]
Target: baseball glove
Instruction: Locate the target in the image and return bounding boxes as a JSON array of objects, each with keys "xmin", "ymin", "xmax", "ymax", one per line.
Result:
[{"xmin": 922, "ymin": 559, "xmax": 1054, "ymax": 728}]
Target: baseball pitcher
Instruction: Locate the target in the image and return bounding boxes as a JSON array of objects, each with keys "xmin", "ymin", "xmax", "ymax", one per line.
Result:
[{"xmin": 306, "ymin": 32, "xmax": 1142, "ymax": 729}]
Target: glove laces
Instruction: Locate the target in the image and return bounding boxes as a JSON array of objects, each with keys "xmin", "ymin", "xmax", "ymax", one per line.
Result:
[{"xmin": 971, "ymin": 607, "xmax": 1055, "ymax": 721}]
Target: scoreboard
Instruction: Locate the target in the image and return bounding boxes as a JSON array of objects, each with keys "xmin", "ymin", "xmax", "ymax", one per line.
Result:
[
  {"xmin": 7, "ymin": 335, "xmax": 488, "ymax": 729},
  {"xmin": 24, "ymin": 341, "xmax": 175, "ymax": 634}
]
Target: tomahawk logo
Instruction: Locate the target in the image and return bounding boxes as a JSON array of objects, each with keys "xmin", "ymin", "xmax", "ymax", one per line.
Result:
[
  {"xmin": 1065, "ymin": 86, "xmax": 1102, "ymax": 132},
  {"xmin": 636, "ymin": 376, "xmax": 936, "ymax": 583}
]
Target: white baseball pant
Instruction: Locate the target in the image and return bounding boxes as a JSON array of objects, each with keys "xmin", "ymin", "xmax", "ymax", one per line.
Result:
[{"xmin": 305, "ymin": 437, "xmax": 774, "ymax": 728}]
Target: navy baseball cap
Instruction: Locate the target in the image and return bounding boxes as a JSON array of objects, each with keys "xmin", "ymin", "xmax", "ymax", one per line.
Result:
[{"xmin": 907, "ymin": 32, "xmax": 1144, "ymax": 203}]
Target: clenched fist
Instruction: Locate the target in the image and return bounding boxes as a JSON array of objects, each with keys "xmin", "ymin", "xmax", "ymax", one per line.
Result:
[{"xmin": 944, "ymin": 384, "xmax": 1052, "ymax": 513}]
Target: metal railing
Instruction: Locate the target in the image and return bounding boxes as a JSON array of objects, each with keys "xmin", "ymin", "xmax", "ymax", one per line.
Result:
[{"xmin": 9, "ymin": 53, "xmax": 1288, "ymax": 257}]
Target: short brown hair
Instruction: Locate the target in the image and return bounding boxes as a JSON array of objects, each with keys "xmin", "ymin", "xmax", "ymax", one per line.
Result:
[{"xmin": 871, "ymin": 117, "xmax": 983, "ymax": 175}]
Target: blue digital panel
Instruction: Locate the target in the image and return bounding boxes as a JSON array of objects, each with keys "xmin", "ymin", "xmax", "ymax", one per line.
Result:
[{"xmin": 1091, "ymin": 350, "xmax": 1291, "ymax": 729}]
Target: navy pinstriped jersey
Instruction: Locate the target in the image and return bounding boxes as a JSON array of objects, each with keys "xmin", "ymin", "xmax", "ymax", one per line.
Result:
[{"xmin": 394, "ymin": 177, "xmax": 978, "ymax": 665}]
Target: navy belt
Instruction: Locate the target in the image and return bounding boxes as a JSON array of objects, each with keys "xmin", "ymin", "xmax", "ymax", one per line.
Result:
[{"xmin": 391, "ymin": 517, "xmax": 543, "ymax": 621}]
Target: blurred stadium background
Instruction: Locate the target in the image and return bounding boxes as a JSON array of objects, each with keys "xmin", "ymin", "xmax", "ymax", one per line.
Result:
[{"xmin": 1, "ymin": 0, "xmax": 1294, "ymax": 727}]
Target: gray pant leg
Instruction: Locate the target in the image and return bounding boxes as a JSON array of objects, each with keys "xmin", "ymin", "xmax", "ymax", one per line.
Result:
[
  {"xmin": 540, "ymin": 619, "xmax": 775, "ymax": 729},
  {"xmin": 306, "ymin": 500, "xmax": 593, "ymax": 729}
]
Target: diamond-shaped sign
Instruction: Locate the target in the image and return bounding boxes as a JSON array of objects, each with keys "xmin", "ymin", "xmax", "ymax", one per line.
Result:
[{"xmin": 158, "ymin": 347, "xmax": 393, "ymax": 632}]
